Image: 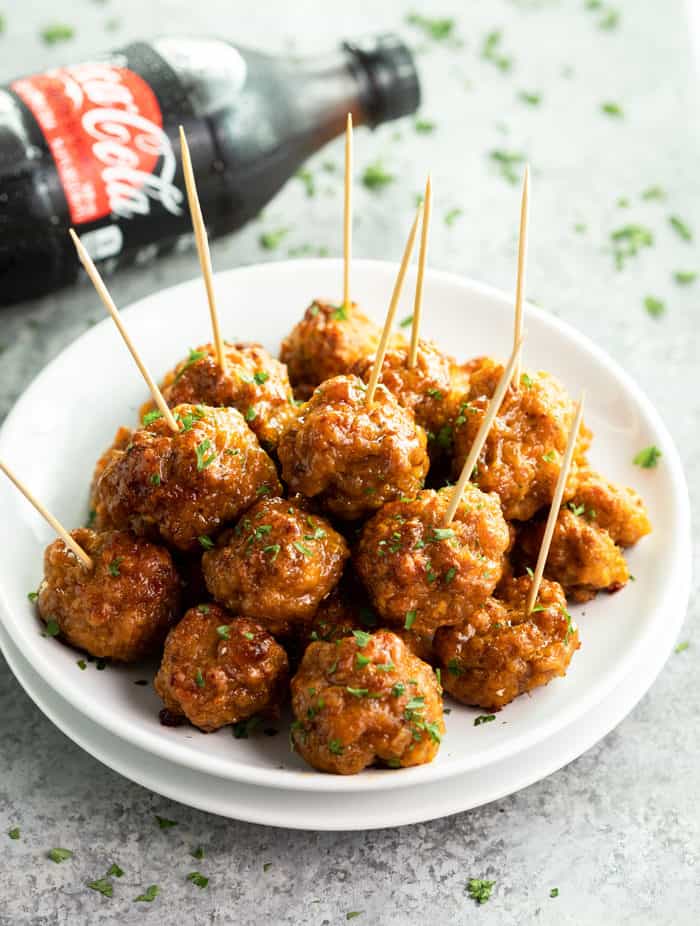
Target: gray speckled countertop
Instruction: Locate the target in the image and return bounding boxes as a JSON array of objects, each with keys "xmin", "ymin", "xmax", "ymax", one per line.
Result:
[{"xmin": 0, "ymin": 1, "xmax": 698, "ymax": 923}]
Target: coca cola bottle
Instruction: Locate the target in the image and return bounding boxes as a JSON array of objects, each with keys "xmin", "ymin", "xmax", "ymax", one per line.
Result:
[{"xmin": 0, "ymin": 34, "xmax": 419, "ymax": 305}]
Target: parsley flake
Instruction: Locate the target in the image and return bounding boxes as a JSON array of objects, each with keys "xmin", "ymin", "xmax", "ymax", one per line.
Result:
[
  {"xmin": 406, "ymin": 12, "xmax": 455, "ymax": 41},
  {"xmin": 490, "ymin": 149, "xmax": 525, "ymax": 184},
  {"xmin": 675, "ymin": 641, "xmax": 689, "ymax": 654},
  {"xmin": 88, "ymin": 878, "xmax": 114, "ymax": 898},
  {"xmin": 155, "ymin": 815, "xmax": 177, "ymax": 830},
  {"xmin": 399, "ymin": 314, "xmax": 414, "ymax": 328},
  {"xmin": 187, "ymin": 871, "xmax": 209, "ymax": 889},
  {"xmin": 669, "ymin": 215, "xmax": 692, "ymax": 241},
  {"xmin": 328, "ymin": 739, "xmax": 344, "ymax": 755},
  {"xmin": 174, "ymin": 348, "xmax": 206, "ymax": 382},
  {"xmin": 253, "ymin": 370, "xmax": 269, "ymax": 385},
  {"xmin": 674, "ymin": 271, "xmax": 697, "ymax": 285},
  {"xmin": 445, "ymin": 208, "xmax": 462, "ymax": 226},
  {"xmin": 195, "ymin": 439, "xmax": 216, "ymax": 471},
  {"xmin": 107, "ymin": 557, "xmax": 122, "ymax": 577},
  {"xmin": 260, "ymin": 228, "xmax": 288, "ymax": 250},
  {"xmin": 633, "ymin": 445, "xmax": 662, "ymax": 468},
  {"xmin": 198, "ymin": 535, "xmax": 214, "ymax": 550},
  {"xmin": 142, "ymin": 409, "xmax": 163, "ymax": 426},
  {"xmin": 134, "ymin": 885, "xmax": 159, "ymax": 903},
  {"xmin": 404, "ymin": 610, "xmax": 417, "ymax": 630},
  {"xmin": 362, "ymin": 162, "xmax": 394, "ymax": 192},
  {"xmin": 216, "ymin": 625, "xmax": 230, "ymax": 639},
  {"xmin": 474, "ymin": 714, "xmax": 496, "ymax": 726},
  {"xmin": 43, "ymin": 619, "xmax": 60, "ymax": 638},
  {"xmin": 8, "ymin": 827, "xmax": 20, "ymax": 840},
  {"xmin": 107, "ymin": 863, "xmax": 124, "ymax": 878},
  {"xmin": 550, "ymin": 887, "xmax": 559, "ymax": 898},
  {"xmin": 41, "ymin": 23, "xmax": 74, "ymax": 45},
  {"xmin": 644, "ymin": 296, "xmax": 665, "ymax": 318},
  {"xmin": 467, "ymin": 878, "xmax": 495, "ymax": 904},
  {"xmin": 48, "ymin": 848, "xmax": 73, "ymax": 863},
  {"xmin": 352, "ymin": 629, "xmax": 371, "ymax": 648},
  {"xmin": 601, "ymin": 101, "xmax": 623, "ymax": 118},
  {"xmin": 482, "ymin": 30, "xmax": 512, "ymax": 71}
]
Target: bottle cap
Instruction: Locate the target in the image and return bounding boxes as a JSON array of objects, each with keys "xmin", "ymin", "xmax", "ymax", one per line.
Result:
[{"xmin": 344, "ymin": 34, "xmax": 421, "ymax": 126}]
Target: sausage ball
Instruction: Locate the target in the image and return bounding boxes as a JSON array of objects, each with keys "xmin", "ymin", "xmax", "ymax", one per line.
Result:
[
  {"xmin": 202, "ymin": 497, "xmax": 349, "ymax": 634},
  {"xmin": 355, "ymin": 486, "xmax": 510, "ymax": 634},
  {"xmin": 351, "ymin": 340, "xmax": 454, "ymax": 438},
  {"xmin": 434, "ymin": 575, "xmax": 579, "ymax": 710},
  {"xmin": 278, "ymin": 375, "xmax": 429, "ymax": 521},
  {"xmin": 280, "ymin": 300, "xmax": 406, "ymax": 399},
  {"xmin": 566, "ymin": 468, "xmax": 651, "ymax": 547},
  {"xmin": 290, "ymin": 629, "xmax": 444, "ymax": 774},
  {"xmin": 154, "ymin": 604, "xmax": 289, "ymax": 732},
  {"xmin": 518, "ymin": 508, "xmax": 629, "ymax": 602},
  {"xmin": 451, "ymin": 359, "xmax": 591, "ymax": 521},
  {"xmin": 37, "ymin": 528, "xmax": 180, "ymax": 661},
  {"xmin": 141, "ymin": 342, "xmax": 295, "ymax": 452},
  {"xmin": 93, "ymin": 404, "xmax": 281, "ymax": 551}
]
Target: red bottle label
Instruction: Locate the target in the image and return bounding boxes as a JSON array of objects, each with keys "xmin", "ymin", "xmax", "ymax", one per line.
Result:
[{"xmin": 12, "ymin": 61, "xmax": 182, "ymax": 225}]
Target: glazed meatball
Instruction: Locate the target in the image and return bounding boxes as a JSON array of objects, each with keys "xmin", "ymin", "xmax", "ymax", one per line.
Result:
[
  {"xmin": 141, "ymin": 342, "xmax": 295, "ymax": 452},
  {"xmin": 518, "ymin": 508, "xmax": 629, "ymax": 602},
  {"xmin": 278, "ymin": 375, "xmax": 429, "ymax": 521},
  {"xmin": 290, "ymin": 629, "xmax": 444, "ymax": 774},
  {"xmin": 281, "ymin": 300, "xmax": 393, "ymax": 399},
  {"xmin": 37, "ymin": 528, "xmax": 180, "ymax": 661},
  {"xmin": 451, "ymin": 359, "xmax": 591, "ymax": 521},
  {"xmin": 355, "ymin": 486, "xmax": 510, "ymax": 634},
  {"xmin": 351, "ymin": 340, "xmax": 453, "ymax": 437},
  {"xmin": 434, "ymin": 575, "xmax": 579, "ymax": 710},
  {"xmin": 202, "ymin": 497, "xmax": 349, "ymax": 634},
  {"xmin": 94, "ymin": 404, "xmax": 281, "ymax": 551},
  {"xmin": 154, "ymin": 604, "xmax": 289, "ymax": 732},
  {"xmin": 567, "ymin": 468, "xmax": 651, "ymax": 547}
]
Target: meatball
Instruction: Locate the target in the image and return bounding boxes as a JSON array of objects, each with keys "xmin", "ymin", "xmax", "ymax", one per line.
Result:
[
  {"xmin": 518, "ymin": 508, "xmax": 629, "ymax": 602},
  {"xmin": 355, "ymin": 486, "xmax": 510, "ymax": 634},
  {"xmin": 37, "ymin": 528, "xmax": 180, "ymax": 661},
  {"xmin": 290, "ymin": 629, "xmax": 444, "ymax": 774},
  {"xmin": 278, "ymin": 375, "xmax": 429, "ymax": 521},
  {"xmin": 89, "ymin": 425, "xmax": 132, "ymax": 522},
  {"xmin": 567, "ymin": 468, "xmax": 651, "ymax": 547},
  {"xmin": 154, "ymin": 604, "xmax": 289, "ymax": 732},
  {"xmin": 94, "ymin": 404, "xmax": 281, "ymax": 551},
  {"xmin": 451, "ymin": 359, "xmax": 591, "ymax": 521},
  {"xmin": 202, "ymin": 497, "xmax": 349, "ymax": 634},
  {"xmin": 351, "ymin": 340, "xmax": 453, "ymax": 437},
  {"xmin": 434, "ymin": 575, "xmax": 579, "ymax": 710},
  {"xmin": 141, "ymin": 342, "xmax": 295, "ymax": 452}
]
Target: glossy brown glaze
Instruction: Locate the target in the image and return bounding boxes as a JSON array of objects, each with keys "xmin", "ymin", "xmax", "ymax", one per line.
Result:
[
  {"xmin": 94, "ymin": 404, "xmax": 281, "ymax": 551},
  {"xmin": 141, "ymin": 342, "xmax": 295, "ymax": 452},
  {"xmin": 201, "ymin": 497, "xmax": 349, "ymax": 633},
  {"xmin": 351, "ymin": 340, "xmax": 453, "ymax": 437},
  {"xmin": 451, "ymin": 359, "xmax": 591, "ymax": 521},
  {"xmin": 290, "ymin": 629, "xmax": 444, "ymax": 774},
  {"xmin": 37, "ymin": 528, "xmax": 180, "ymax": 661},
  {"xmin": 434, "ymin": 575, "xmax": 579, "ymax": 710},
  {"xmin": 518, "ymin": 508, "xmax": 629, "ymax": 602},
  {"xmin": 566, "ymin": 468, "xmax": 651, "ymax": 547},
  {"xmin": 355, "ymin": 486, "xmax": 510, "ymax": 633},
  {"xmin": 278, "ymin": 375, "xmax": 429, "ymax": 521},
  {"xmin": 154, "ymin": 604, "xmax": 289, "ymax": 732},
  {"xmin": 90, "ymin": 425, "xmax": 132, "ymax": 524}
]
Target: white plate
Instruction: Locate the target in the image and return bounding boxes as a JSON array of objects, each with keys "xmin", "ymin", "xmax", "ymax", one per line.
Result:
[
  {"xmin": 0, "ymin": 549, "xmax": 688, "ymax": 830},
  {"xmin": 0, "ymin": 260, "xmax": 690, "ymax": 794}
]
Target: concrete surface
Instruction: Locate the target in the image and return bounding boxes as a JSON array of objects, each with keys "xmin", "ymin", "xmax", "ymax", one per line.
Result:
[{"xmin": 0, "ymin": 1, "xmax": 698, "ymax": 923}]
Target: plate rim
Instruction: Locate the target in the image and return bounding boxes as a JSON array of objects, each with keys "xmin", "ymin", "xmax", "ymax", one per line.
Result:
[{"xmin": 0, "ymin": 258, "xmax": 692, "ymax": 792}]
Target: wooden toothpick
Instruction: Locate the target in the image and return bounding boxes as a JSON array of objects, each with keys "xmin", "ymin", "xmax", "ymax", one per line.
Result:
[
  {"xmin": 365, "ymin": 203, "xmax": 424, "ymax": 405},
  {"xmin": 343, "ymin": 113, "xmax": 353, "ymax": 309},
  {"xmin": 526, "ymin": 393, "xmax": 586, "ymax": 614},
  {"xmin": 179, "ymin": 126, "xmax": 225, "ymax": 369},
  {"xmin": 512, "ymin": 163, "xmax": 530, "ymax": 387},
  {"xmin": 409, "ymin": 175, "xmax": 432, "ymax": 368},
  {"xmin": 442, "ymin": 334, "xmax": 525, "ymax": 526},
  {"xmin": 0, "ymin": 459, "xmax": 93, "ymax": 569},
  {"xmin": 69, "ymin": 229, "xmax": 179, "ymax": 433}
]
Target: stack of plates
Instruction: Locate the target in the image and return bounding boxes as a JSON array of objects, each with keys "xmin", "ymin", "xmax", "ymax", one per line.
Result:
[{"xmin": 0, "ymin": 262, "xmax": 690, "ymax": 830}]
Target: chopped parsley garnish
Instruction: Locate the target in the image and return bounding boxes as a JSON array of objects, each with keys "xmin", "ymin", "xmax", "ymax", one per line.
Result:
[
  {"xmin": 405, "ymin": 696, "xmax": 425, "ymax": 711},
  {"xmin": 43, "ymin": 619, "xmax": 60, "ymax": 638},
  {"xmin": 610, "ymin": 225, "xmax": 654, "ymax": 269},
  {"xmin": 48, "ymin": 848, "xmax": 73, "ymax": 863},
  {"xmin": 405, "ymin": 12, "xmax": 455, "ymax": 41},
  {"xmin": 174, "ymin": 348, "xmax": 206, "ymax": 382},
  {"xmin": 430, "ymin": 527, "xmax": 454, "ymax": 542},
  {"xmin": 8, "ymin": 827, "xmax": 20, "ymax": 840},
  {"xmin": 216, "ymin": 625, "xmax": 230, "ymax": 639},
  {"xmin": 467, "ymin": 878, "xmax": 495, "ymax": 904},
  {"xmin": 155, "ymin": 815, "xmax": 177, "ymax": 829},
  {"xmin": 256, "ymin": 483, "xmax": 271, "ymax": 496},
  {"xmin": 192, "ymin": 846, "xmax": 205, "ymax": 860},
  {"xmin": 243, "ymin": 631, "xmax": 255, "ymax": 641},
  {"xmin": 362, "ymin": 162, "xmax": 394, "ymax": 192},
  {"xmin": 375, "ymin": 661, "xmax": 395, "ymax": 672},
  {"xmin": 142, "ymin": 409, "xmax": 163, "ymax": 426},
  {"xmin": 263, "ymin": 862, "xmax": 272, "ymax": 872},
  {"xmin": 444, "ymin": 567, "xmax": 457, "ymax": 584},
  {"xmin": 352, "ymin": 629, "xmax": 371, "ymax": 648},
  {"xmin": 134, "ymin": 885, "xmax": 159, "ymax": 903},
  {"xmin": 198, "ymin": 535, "xmax": 214, "ymax": 550},
  {"xmin": 474, "ymin": 714, "xmax": 496, "ymax": 726},
  {"xmin": 355, "ymin": 654, "xmax": 371, "ymax": 668},
  {"xmin": 195, "ymin": 669, "xmax": 205, "ymax": 688},
  {"xmin": 399, "ymin": 314, "xmax": 414, "ymax": 328},
  {"xmin": 295, "ymin": 168, "xmax": 315, "ymax": 198},
  {"xmin": 644, "ymin": 296, "xmax": 665, "ymax": 318},
  {"xmin": 87, "ymin": 878, "xmax": 114, "ymax": 898},
  {"xmin": 245, "ymin": 406, "xmax": 257, "ymax": 422},
  {"xmin": 27, "ymin": 590, "xmax": 38, "ymax": 602},
  {"xmin": 415, "ymin": 118, "xmax": 435, "ymax": 134},
  {"xmin": 77, "ymin": 659, "xmax": 87, "ymax": 670},
  {"xmin": 150, "ymin": 473, "xmax": 161, "ymax": 486},
  {"xmin": 292, "ymin": 541, "xmax": 313, "ymax": 557},
  {"xmin": 444, "ymin": 208, "xmax": 462, "ymax": 226},
  {"xmin": 107, "ymin": 557, "xmax": 122, "ymax": 577},
  {"xmin": 346, "ymin": 913, "xmax": 364, "ymax": 921},
  {"xmin": 669, "ymin": 215, "xmax": 692, "ymax": 241},
  {"xmin": 674, "ymin": 271, "xmax": 697, "ymax": 285},
  {"xmin": 332, "ymin": 303, "xmax": 349, "ymax": 321},
  {"xmin": 328, "ymin": 739, "xmax": 344, "ymax": 755},
  {"xmin": 263, "ymin": 543, "xmax": 281, "ymax": 561},
  {"xmin": 346, "ymin": 687, "xmax": 369, "ymax": 698},
  {"xmin": 41, "ymin": 23, "xmax": 75, "ymax": 45},
  {"xmin": 253, "ymin": 370, "xmax": 269, "ymax": 385},
  {"xmin": 489, "ymin": 149, "xmax": 525, "ymax": 184},
  {"xmin": 599, "ymin": 8, "xmax": 620, "ymax": 30},
  {"xmin": 233, "ymin": 715, "xmax": 262, "ymax": 739},
  {"xmin": 195, "ymin": 439, "xmax": 216, "ymax": 471},
  {"xmin": 106, "ymin": 863, "xmax": 123, "ymax": 878},
  {"xmin": 392, "ymin": 682, "xmax": 406, "ymax": 697},
  {"xmin": 601, "ymin": 101, "xmax": 623, "ymax": 118},
  {"xmin": 675, "ymin": 641, "xmax": 689, "ymax": 653},
  {"xmin": 633, "ymin": 445, "xmax": 662, "ymax": 468},
  {"xmin": 518, "ymin": 90, "xmax": 541, "ymax": 105},
  {"xmin": 187, "ymin": 871, "xmax": 209, "ymax": 889},
  {"xmin": 550, "ymin": 887, "xmax": 559, "ymax": 898},
  {"xmin": 542, "ymin": 450, "xmax": 557, "ymax": 463},
  {"xmin": 259, "ymin": 228, "xmax": 288, "ymax": 250},
  {"xmin": 568, "ymin": 502, "xmax": 585, "ymax": 516},
  {"xmin": 482, "ymin": 30, "xmax": 512, "ymax": 71},
  {"xmin": 641, "ymin": 185, "xmax": 665, "ymax": 201}
]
